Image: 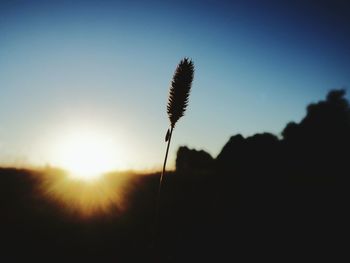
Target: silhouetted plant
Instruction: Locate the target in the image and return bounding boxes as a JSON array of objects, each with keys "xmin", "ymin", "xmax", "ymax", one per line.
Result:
[
  {"xmin": 154, "ymin": 57, "xmax": 194, "ymax": 241},
  {"xmin": 160, "ymin": 57, "xmax": 194, "ymax": 187}
]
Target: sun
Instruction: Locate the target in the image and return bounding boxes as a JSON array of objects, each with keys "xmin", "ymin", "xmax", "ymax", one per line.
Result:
[{"xmin": 52, "ymin": 129, "xmax": 121, "ymax": 180}]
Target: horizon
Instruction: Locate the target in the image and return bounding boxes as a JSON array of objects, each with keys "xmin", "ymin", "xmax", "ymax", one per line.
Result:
[
  {"xmin": 0, "ymin": 87, "xmax": 347, "ymax": 176},
  {"xmin": 1, "ymin": 0, "xmax": 349, "ymax": 172}
]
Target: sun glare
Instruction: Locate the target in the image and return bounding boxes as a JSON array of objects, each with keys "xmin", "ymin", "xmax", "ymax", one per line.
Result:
[
  {"xmin": 52, "ymin": 130, "xmax": 121, "ymax": 180},
  {"xmin": 38, "ymin": 168, "xmax": 131, "ymax": 217}
]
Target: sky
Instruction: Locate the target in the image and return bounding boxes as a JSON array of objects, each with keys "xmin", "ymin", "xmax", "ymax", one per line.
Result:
[{"xmin": 0, "ymin": 0, "xmax": 349, "ymax": 171}]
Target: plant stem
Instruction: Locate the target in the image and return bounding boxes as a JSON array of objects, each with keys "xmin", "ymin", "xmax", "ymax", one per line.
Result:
[
  {"xmin": 159, "ymin": 126, "xmax": 173, "ymax": 193},
  {"xmin": 153, "ymin": 126, "xmax": 173, "ymax": 247}
]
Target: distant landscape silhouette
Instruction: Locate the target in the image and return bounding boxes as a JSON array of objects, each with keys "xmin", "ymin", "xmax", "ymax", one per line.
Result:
[{"xmin": 1, "ymin": 89, "xmax": 349, "ymax": 262}]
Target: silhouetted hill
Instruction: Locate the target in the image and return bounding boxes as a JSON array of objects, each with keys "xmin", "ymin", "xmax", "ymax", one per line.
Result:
[
  {"xmin": 216, "ymin": 132, "xmax": 280, "ymax": 170},
  {"xmin": 1, "ymin": 89, "xmax": 349, "ymax": 262},
  {"xmin": 176, "ymin": 146, "xmax": 214, "ymax": 173},
  {"xmin": 282, "ymin": 89, "xmax": 350, "ymax": 184}
]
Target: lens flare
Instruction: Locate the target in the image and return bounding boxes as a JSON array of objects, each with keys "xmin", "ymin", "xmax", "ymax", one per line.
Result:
[{"xmin": 38, "ymin": 168, "xmax": 133, "ymax": 218}]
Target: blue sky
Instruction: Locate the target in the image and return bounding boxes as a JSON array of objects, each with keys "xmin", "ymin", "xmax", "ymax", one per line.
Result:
[{"xmin": 0, "ymin": 0, "xmax": 349, "ymax": 170}]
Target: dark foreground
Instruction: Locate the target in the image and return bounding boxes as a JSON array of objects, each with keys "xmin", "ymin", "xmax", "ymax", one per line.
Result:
[{"xmin": 0, "ymin": 168, "xmax": 347, "ymax": 262}]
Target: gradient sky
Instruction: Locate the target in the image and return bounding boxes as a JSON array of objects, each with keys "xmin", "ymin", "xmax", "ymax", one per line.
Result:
[{"xmin": 1, "ymin": 0, "xmax": 349, "ymax": 170}]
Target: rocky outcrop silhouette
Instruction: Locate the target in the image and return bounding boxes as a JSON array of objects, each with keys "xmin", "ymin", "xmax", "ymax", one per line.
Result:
[
  {"xmin": 176, "ymin": 89, "xmax": 349, "ymax": 183},
  {"xmin": 175, "ymin": 146, "xmax": 214, "ymax": 173}
]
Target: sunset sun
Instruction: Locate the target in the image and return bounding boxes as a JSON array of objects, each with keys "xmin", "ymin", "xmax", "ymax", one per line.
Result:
[{"xmin": 52, "ymin": 129, "xmax": 121, "ymax": 180}]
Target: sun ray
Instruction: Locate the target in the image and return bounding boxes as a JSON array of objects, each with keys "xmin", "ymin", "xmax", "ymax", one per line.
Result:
[{"xmin": 38, "ymin": 168, "xmax": 133, "ymax": 218}]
